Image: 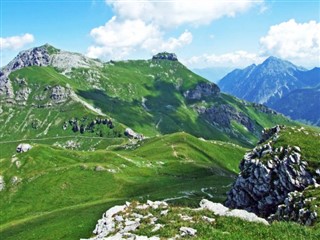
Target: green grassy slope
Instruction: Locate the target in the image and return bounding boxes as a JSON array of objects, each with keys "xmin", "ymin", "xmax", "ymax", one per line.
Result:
[
  {"xmin": 5, "ymin": 56, "xmax": 296, "ymax": 147},
  {"xmin": 0, "ymin": 132, "xmax": 246, "ymax": 239}
]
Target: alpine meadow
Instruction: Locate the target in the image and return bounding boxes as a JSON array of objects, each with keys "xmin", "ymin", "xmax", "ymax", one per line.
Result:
[{"xmin": 0, "ymin": 1, "xmax": 319, "ymax": 240}]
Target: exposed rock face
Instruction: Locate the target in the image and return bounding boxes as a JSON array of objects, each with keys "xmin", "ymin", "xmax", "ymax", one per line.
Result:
[
  {"xmin": 83, "ymin": 199, "xmax": 269, "ymax": 240},
  {"xmin": 198, "ymin": 104, "xmax": 255, "ymax": 132},
  {"xmin": 152, "ymin": 52, "xmax": 178, "ymax": 61},
  {"xmin": 85, "ymin": 200, "xmax": 167, "ymax": 240},
  {"xmin": 0, "ymin": 45, "xmax": 50, "ymax": 99},
  {"xmin": 50, "ymin": 85, "xmax": 70, "ymax": 103},
  {"xmin": 184, "ymin": 82, "xmax": 220, "ymax": 100},
  {"xmin": 124, "ymin": 128, "xmax": 144, "ymax": 140},
  {"xmin": 269, "ymin": 190, "xmax": 318, "ymax": 226},
  {"xmin": 258, "ymin": 125, "xmax": 282, "ymax": 144},
  {"xmin": 15, "ymin": 85, "xmax": 31, "ymax": 103},
  {"xmin": 16, "ymin": 143, "xmax": 32, "ymax": 153},
  {"xmin": 225, "ymin": 127, "xmax": 315, "ymax": 218},
  {"xmin": 0, "ymin": 44, "xmax": 102, "ymax": 99},
  {"xmin": 200, "ymin": 199, "xmax": 268, "ymax": 225}
]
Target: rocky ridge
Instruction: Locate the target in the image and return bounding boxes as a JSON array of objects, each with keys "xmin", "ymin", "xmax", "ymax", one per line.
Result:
[
  {"xmin": 225, "ymin": 126, "xmax": 317, "ymax": 223},
  {"xmin": 83, "ymin": 199, "xmax": 268, "ymax": 240},
  {"xmin": 0, "ymin": 44, "xmax": 101, "ymax": 100}
]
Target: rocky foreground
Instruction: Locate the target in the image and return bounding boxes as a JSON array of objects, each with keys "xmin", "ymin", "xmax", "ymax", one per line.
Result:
[
  {"xmin": 82, "ymin": 199, "xmax": 267, "ymax": 240},
  {"xmin": 226, "ymin": 125, "xmax": 318, "ymax": 224}
]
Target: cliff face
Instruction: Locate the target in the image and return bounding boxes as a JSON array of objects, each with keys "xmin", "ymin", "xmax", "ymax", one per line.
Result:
[{"xmin": 225, "ymin": 126, "xmax": 317, "ymax": 220}]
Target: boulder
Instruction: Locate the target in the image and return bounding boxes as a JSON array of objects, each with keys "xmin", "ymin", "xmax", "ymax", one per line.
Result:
[{"xmin": 16, "ymin": 143, "xmax": 32, "ymax": 153}]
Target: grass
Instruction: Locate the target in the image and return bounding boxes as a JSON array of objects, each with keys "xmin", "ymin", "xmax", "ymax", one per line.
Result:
[{"xmin": 0, "ymin": 132, "xmax": 246, "ymax": 239}]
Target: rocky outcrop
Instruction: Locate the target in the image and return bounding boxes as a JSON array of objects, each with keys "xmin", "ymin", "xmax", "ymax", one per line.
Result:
[
  {"xmin": 124, "ymin": 128, "xmax": 144, "ymax": 140},
  {"xmin": 83, "ymin": 199, "xmax": 269, "ymax": 240},
  {"xmin": 225, "ymin": 127, "xmax": 316, "ymax": 218},
  {"xmin": 0, "ymin": 45, "xmax": 50, "ymax": 99},
  {"xmin": 258, "ymin": 125, "xmax": 283, "ymax": 144},
  {"xmin": 184, "ymin": 82, "xmax": 220, "ymax": 100},
  {"xmin": 16, "ymin": 143, "xmax": 32, "ymax": 153},
  {"xmin": 152, "ymin": 52, "xmax": 178, "ymax": 61},
  {"xmin": 198, "ymin": 104, "xmax": 255, "ymax": 132},
  {"xmin": 200, "ymin": 199, "xmax": 268, "ymax": 225},
  {"xmin": 50, "ymin": 85, "xmax": 70, "ymax": 103},
  {"xmin": 269, "ymin": 190, "xmax": 318, "ymax": 226}
]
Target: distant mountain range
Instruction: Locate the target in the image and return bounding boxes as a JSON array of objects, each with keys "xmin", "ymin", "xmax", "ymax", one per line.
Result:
[{"xmin": 218, "ymin": 56, "xmax": 320, "ymax": 125}]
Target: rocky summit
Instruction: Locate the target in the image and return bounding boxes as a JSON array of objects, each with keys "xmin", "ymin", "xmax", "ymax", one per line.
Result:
[{"xmin": 152, "ymin": 52, "xmax": 178, "ymax": 61}]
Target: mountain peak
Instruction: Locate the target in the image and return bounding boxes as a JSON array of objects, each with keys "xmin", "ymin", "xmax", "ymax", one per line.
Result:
[
  {"xmin": 264, "ymin": 56, "xmax": 282, "ymax": 63},
  {"xmin": 152, "ymin": 52, "xmax": 178, "ymax": 61}
]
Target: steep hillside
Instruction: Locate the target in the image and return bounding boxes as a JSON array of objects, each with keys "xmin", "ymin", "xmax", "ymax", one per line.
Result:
[{"xmin": 0, "ymin": 45, "xmax": 295, "ymax": 148}]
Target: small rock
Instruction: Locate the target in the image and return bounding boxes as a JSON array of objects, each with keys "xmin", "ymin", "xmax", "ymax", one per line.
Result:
[
  {"xmin": 202, "ymin": 216, "xmax": 215, "ymax": 223},
  {"xmin": 16, "ymin": 143, "xmax": 32, "ymax": 153},
  {"xmin": 180, "ymin": 227, "xmax": 197, "ymax": 236}
]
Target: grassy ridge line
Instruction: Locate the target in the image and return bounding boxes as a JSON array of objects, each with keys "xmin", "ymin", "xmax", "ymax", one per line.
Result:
[
  {"xmin": 0, "ymin": 135, "xmax": 126, "ymax": 144},
  {"xmin": 0, "ymin": 197, "xmax": 123, "ymax": 233}
]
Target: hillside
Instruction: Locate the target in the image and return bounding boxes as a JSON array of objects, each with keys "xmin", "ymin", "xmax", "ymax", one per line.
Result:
[
  {"xmin": 0, "ymin": 45, "xmax": 295, "ymax": 147},
  {"xmin": 0, "ymin": 132, "xmax": 247, "ymax": 239},
  {"xmin": 0, "ymin": 45, "xmax": 318, "ymax": 240},
  {"xmin": 218, "ymin": 57, "xmax": 320, "ymax": 125}
]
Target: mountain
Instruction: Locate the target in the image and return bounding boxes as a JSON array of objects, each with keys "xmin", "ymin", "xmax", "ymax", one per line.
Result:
[
  {"xmin": 1, "ymin": 45, "xmax": 318, "ymax": 240},
  {"xmin": 0, "ymin": 45, "xmax": 295, "ymax": 147},
  {"xmin": 271, "ymin": 85, "xmax": 320, "ymax": 126},
  {"xmin": 218, "ymin": 56, "xmax": 320, "ymax": 125}
]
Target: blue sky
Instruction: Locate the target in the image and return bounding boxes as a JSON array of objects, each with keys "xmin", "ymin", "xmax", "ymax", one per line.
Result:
[{"xmin": 1, "ymin": 0, "xmax": 319, "ymax": 69}]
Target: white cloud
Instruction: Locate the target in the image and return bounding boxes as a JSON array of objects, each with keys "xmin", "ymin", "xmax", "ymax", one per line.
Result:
[
  {"xmin": 87, "ymin": 16, "xmax": 192, "ymax": 59},
  {"xmin": 260, "ymin": 19, "xmax": 320, "ymax": 65},
  {"xmin": 0, "ymin": 33, "xmax": 34, "ymax": 50},
  {"xmin": 88, "ymin": 0, "xmax": 263, "ymax": 60},
  {"xmin": 183, "ymin": 51, "xmax": 265, "ymax": 68},
  {"xmin": 107, "ymin": 0, "xmax": 263, "ymax": 28}
]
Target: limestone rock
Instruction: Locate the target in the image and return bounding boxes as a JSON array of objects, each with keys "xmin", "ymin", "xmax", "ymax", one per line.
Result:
[
  {"xmin": 198, "ymin": 104, "xmax": 255, "ymax": 132},
  {"xmin": 269, "ymin": 190, "xmax": 318, "ymax": 226},
  {"xmin": 124, "ymin": 128, "xmax": 144, "ymax": 140},
  {"xmin": 50, "ymin": 85, "xmax": 70, "ymax": 103},
  {"xmin": 16, "ymin": 143, "xmax": 32, "ymax": 153},
  {"xmin": 180, "ymin": 227, "xmax": 197, "ymax": 236},
  {"xmin": 200, "ymin": 199, "xmax": 268, "ymax": 225},
  {"xmin": 184, "ymin": 82, "xmax": 220, "ymax": 100},
  {"xmin": 225, "ymin": 126, "xmax": 316, "ymax": 219}
]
